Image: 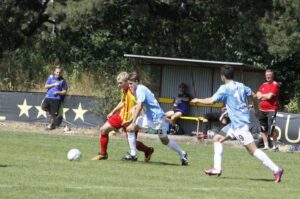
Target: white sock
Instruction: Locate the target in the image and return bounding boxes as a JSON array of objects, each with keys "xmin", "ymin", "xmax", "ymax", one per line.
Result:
[
  {"xmin": 264, "ymin": 142, "xmax": 269, "ymax": 148},
  {"xmin": 253, "ymin": 149, "xmax": 279, "ymax": 173},
  {"xmin": 214, "ymin": 142, "xmax": 223, "ymax": 171},
  {"xmin": 127, "ymin": 132, "xmax": 137, "ymax": 156},
  {"xmin": 167, "ymin": 139, "xmax": 184, "ymax": 157}
]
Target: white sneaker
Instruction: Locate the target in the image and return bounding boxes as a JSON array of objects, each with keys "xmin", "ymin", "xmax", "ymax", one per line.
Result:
[
  {"xmin": 262, "ymin": 146, "xmax": 270, "ymax": 151},
  {"xmin": 272, "ymin": 145, "xmax": 279, "ymax": 152}
]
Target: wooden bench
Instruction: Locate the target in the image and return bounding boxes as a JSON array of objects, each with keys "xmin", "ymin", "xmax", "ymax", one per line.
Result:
[{"xmin": 158, "ymin": 97, "xmax": 223, "ymax": 133}]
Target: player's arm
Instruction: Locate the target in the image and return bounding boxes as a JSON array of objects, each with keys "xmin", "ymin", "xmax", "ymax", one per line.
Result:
[
  {"xmin": 107, "ymin": 101, "xmax": 124, "ymax": 119},
  {"xmin": 219, "ymin": 110, "xmax": 228, "ymax": 122},
  {"xmin": 126, "ymin": 102, "xmax": 143, "ymax": 132},
  {"xmin": 247, "ymin": 93, "xmax": 255, "ymax": 108},
  {"xmin": 53, "ymin": 89, "xmax": 67, "ymax": 95},
  {"xmin": 130, "ymin": 102, "xmax": 142, "ymax": 124},
  {"xmin": 190, "ymin": 97, "xmax": 215, "ymax": 105},
  {"xmin": 181, "ymin": 95, "xmax": 191, "ymax": 102},
  {"xmin": 257, "ymin": 93, "xmax": 276, "ymax": 100},
  {"xmin": 45, "ymin": 79, "xmax": 59, "ymax": 89}
]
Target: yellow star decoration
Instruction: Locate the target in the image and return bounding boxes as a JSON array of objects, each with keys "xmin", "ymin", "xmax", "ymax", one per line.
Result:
[
  {"xmin": 17, "ymin": 99, "xmax": 33, "ymax": 118},
  {"xmin": 63, "ymin": 107, "xmax": 70, "ymax": 119},
  {"xmin": 73, "ymin": 103, "xmax": 88, "ymax": 121},
  {"xmin": 35, "ymin": 106, "xmax": 47, "ymax": 118}
]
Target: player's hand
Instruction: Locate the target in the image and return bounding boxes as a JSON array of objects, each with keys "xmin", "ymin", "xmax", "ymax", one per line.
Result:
[
  {"xmin": 126, "ymin": 123, "xmax": 135, "ymax": 132},
  {"xmin": 256, "ymin": 93, "xmax": 262, "ymax": 99},
  {"xmin": 122, "ymin": 118, "xmax": 133, "ymax": 126},
  {"xmin": 190, "ymin": 98, "xmax": 199, "ymax": 104}
]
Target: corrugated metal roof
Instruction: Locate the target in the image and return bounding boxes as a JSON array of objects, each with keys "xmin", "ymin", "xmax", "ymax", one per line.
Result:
[{"xmin": 124, "ymin": 54, "xmax": 264, "ymax": 71}]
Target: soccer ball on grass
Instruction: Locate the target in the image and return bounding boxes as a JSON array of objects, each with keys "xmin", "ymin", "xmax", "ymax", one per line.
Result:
[{"xmin": 67, "ymin": 149, "xmax": 81, "ymax": 161}]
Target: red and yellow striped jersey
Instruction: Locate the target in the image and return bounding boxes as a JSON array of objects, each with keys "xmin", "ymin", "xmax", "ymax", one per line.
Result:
[{"xmin": 120, "ymin": 88, "xmax": 136, "ymax": 121}]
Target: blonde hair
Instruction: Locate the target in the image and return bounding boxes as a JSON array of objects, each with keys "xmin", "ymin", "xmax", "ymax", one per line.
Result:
[{"xmin": 116, "ymin": 72, "xmax": 129, "ymax": 81}]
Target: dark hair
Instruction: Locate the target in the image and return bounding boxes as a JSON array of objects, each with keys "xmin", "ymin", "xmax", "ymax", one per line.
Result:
[
  {"xmin": 179, "ymin": 82, "xmax": 187, "ymax": 89},
  {"xmin": 129, "ymin": 71, "xmax": 140, "ymax": 83},
  {"xmin": 221, "ymin": 65, "xmax": 234, "ymax": 80}
]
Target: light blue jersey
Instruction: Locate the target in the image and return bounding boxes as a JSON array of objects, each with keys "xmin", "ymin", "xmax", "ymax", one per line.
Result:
[
  {"xmin": 135, "ymin": 85, "xmax": 165, "ymax": 121},
  {"xmin": 212, "ymin": 81, "xmax": 252, "ymax": 129}
]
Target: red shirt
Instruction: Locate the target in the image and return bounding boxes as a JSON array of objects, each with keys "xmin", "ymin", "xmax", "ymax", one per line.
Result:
[{"xmin": 258, "ymin": 81, "xmax": 279, "ymax": 111}]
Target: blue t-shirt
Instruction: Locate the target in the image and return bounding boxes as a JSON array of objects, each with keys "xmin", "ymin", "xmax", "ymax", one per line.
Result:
[
  {"xmin": 45, "ymin": 75, "xmax": 68, "ymax": 100},
  {"xmin": 211, "ymin": 81, "xmax": 252, "ymax": 129},
  {"xmin": 173, "ymin": 92, "xmax": 191, "ymax": 115},
  {"xmin": 135, "ymin": 85, "xmax": 165, "ymax": 121}
]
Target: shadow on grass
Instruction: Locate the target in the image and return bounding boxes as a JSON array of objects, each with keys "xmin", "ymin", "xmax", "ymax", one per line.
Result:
[
  {"xmin": 0, "ymin": 164, "xmax": 9, "ymax": 167},
  {"xmin": 95, "ymin": 159, "xmax": 181, "ymax": 166},
  {"xmin": 249, "ymin": 178, "xmax": 274, "ymax": 182},
  {"xmin": 114, "ymin": 160, "xmax": 180, "ymax": 166},
  {"xmin": 220, "ymin": 176, "xmax": 273, "ymax": 182},
  {"xmin": 145, "ymin": 161, "xmax": 180, "ymax": 166}
]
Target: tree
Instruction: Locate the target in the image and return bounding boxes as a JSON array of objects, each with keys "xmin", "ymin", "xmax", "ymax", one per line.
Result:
[{"xmin": 260, "ymin": 0, "xmax": 300, "ymax": 111}]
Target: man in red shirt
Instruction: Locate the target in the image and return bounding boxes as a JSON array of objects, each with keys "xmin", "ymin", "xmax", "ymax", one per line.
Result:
[{"xmin": 257, "ymin": 69, "xmax": 280, "ymax": 151}]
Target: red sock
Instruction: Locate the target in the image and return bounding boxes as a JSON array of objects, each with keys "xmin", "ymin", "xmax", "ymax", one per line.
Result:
[
  {"xmin": 100, "ymin": 134, "xmax": 109, "ymax": 155},
  {"xmin": 136, "ymin": 141, "xmax": 150, "ymax": 153}
]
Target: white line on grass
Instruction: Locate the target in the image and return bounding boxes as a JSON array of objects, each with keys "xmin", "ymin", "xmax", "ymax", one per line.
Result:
[{"xmin": 0, "ymin": 184, "xmax": 244, "ymax": 192}]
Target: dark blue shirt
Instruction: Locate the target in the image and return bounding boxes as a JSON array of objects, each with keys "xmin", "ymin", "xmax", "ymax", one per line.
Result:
[
  {"xmin": 173, "ymin": 92, "xmax": 191, "ymax": 115},
  {"xmin": 45, "ymin": 75, "xmax": 68, "ymax": 100}
]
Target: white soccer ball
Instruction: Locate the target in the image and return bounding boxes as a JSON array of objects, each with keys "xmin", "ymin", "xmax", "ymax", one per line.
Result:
[{"xmin": 67, "ymin": 149, "xmax": 81, "ymax": 161}]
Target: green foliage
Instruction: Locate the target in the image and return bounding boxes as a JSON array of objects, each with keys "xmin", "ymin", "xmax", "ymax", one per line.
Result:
[
  {"xmin": 284, "ymin": 95, "xmax": 299, "ymax": 113},
  {"xmin": 1, "ymin": 0, "xmax": 300, "ymax": 111},
  {"xmin": 259, "ymin": 0, "xmax": 300, "ymax": 105}
]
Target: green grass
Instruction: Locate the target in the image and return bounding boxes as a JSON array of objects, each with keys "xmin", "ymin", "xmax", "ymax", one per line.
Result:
[{"xmin": 0, "ymin": 131, "xmax": 299, "ymax": 199}]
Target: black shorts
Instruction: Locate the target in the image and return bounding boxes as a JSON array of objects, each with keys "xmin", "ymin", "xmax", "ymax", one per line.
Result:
[
  {"xmin": 41, "ymin": 98, "xmax": 61, "ymax": 116},
  {"xmin": 258, "ymin": 110, "xmax": 277, "ymax": 135},
  {"xmin": 204, "ymin": 112, "xmax": 230, "ymax": 124}
]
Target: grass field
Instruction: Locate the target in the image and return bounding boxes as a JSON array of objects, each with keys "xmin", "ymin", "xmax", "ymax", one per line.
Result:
[{"xmin": 0, "ymin": 131, "xmax": 299, "ymax": 199}]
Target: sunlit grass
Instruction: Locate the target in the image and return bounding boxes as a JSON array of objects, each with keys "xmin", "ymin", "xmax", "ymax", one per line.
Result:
[{"xmin": 0, "ymin": 131, "xmax": 298, "ymax": 199}]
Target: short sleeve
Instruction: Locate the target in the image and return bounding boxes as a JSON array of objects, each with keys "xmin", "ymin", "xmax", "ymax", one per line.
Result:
[
  {"xmin": 62, "ymin": 80, "xmax": 68, "ymax": 90},
  {"xmin": 211, "ymin": 86, "xmax": 227, "ymax": 103},
  {"xmin": 136, "ymin": 87, "xmax": 146, "ymax": 103},
  {"xmin": 45, "ymin": 76, "xmax": 52, "ymax": 85},
  {"xmin": 244, "ymin": 85, "xmax": 252, "ymax": 96}
]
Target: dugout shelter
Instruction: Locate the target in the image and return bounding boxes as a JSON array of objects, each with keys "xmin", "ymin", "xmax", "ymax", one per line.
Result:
[{"xmin": 124, "ymin": 54, "xmax": 265, "ymax": 134}]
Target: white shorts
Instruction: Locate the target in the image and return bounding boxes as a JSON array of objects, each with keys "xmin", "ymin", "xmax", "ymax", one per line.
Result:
[
  {"xmin": 136, "ymin": 115, "xmax": 169, "ymax": 137},
  {"xmin": 226, "ymin": 125, "xmax": 254, "ymax": 146}
]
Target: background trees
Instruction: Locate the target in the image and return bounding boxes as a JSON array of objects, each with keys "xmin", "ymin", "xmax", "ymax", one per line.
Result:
[{"xmin": 0, "ymin": 0, "xmax": 299, "ymax": 112}]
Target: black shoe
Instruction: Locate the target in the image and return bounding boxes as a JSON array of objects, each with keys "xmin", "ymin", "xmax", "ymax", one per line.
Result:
[
  {"xmin": 121, "ymin": 153, "xmax": 138, "ymax": 161},
  {"xmin": 181, "ymin": 152, "xmax": 188, "ymax": 166}
]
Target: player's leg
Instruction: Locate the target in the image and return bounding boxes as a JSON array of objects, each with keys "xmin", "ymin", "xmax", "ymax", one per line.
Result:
[
  {"xmin": 91, "ymin": 121, "xmax": 115, "ymax": 160},
  {"xmin": 258, "ymin": 111, "xmax": 270, "ymax": 150},
  {"xmin": 122, "ymin": 123, "xmax": 140, "ymax": 161},
  {"xmin": 158, "ymin": 119, "xmax": 188, "ymax": 166},
  {"xmin": 268, "ymin": 112, "xmax": 278, "ymax": 151},
  {"xmin": 47, "ymin": 99, "xmax": 61, "ymax": 130},
  {"xmin": 135, "ymin": 115, "xmax": 154, "ymax": 162},
  {"xmin": 165, "ymin": 110, "xmax": 175, "ymax": 124},
  {"xmin": 135, "ymin": 131, "xmax": 154, "ymax": 162},
  {"xmin": 41, "ymin": 98, "xmax": 49, "ymax": 112},
  {"xmin": 170, "ymin": 111, "xmax": 182, "ymax": 125},
  {"xmin": 199, "ymin": 112, "xmax": 221, "ymax": 139},
  {"xmin": 204, "ymin": 125, "xmax": 230, "ymax": 176},
  {"xmin": 236, "ymin": 125, "xmax": 283, "ymax": 183},
  {"xmin": 92, "ymin": 113, "xmax": 122, "ymax": 160}
]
